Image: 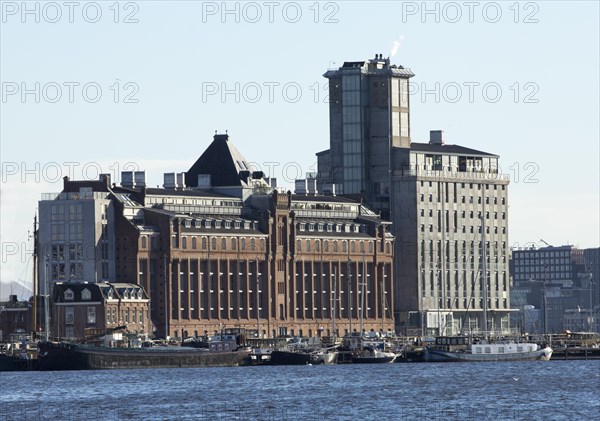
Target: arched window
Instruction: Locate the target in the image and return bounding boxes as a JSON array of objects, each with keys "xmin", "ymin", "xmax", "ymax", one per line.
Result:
[
  {"xmin": 231, "ymin": 238, "xmax": 237, "ymax": 250},
  {"xmin": 192, "ymin": 237, "xmax": 197, "ymax": 249},
  {"xmin": 202, "ymin": 237, "xmax": 207, "ymax": 250}
]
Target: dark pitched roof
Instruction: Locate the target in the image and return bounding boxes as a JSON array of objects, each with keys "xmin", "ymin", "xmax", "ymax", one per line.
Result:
[
  {"xmin": 185, "ymin": 134, "xmax": 254, "ymax": 187},
  {"xmin": 408, "ymin": 143, "xmax": 497, "ymax": 157}
]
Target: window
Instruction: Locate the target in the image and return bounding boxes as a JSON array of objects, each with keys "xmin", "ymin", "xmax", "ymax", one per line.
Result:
[
  {"xmin": 141, "ymin": 236, "xmax": 147, "ymax": 249},
  {"xmin": 65, "ymin": 306, "xmax": 74, "ymax": 324},
  {"xmin": 65, "ymin": 289, "xmax": 74, "ymax": 301},
  {"xmin": 87, "ymin": 307, "xmax": 96, "ymax": 324},
  {"xmin": 81, "ymin": 288, "xmax": 91, "ymax": 300},
  {"xmin": 202, "ymin": 237, "xmax": 207, "ymax": 250},
  {"xmin": 192, "ymin": 237, "xmax": 197, "ymax": 249},
  {"xmin": 182, "ymin": 237, "xmax": 187, "ymax": 249}
]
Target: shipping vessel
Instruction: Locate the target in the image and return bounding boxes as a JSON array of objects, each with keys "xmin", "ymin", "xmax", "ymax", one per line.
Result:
[{"xmin": 37, "ymin": 341, "xmax": 251, "ymax": 370}]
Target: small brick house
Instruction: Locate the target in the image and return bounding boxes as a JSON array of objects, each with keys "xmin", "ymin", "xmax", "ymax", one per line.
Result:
[{"xmin": 51, "ymin": 282, "xmax": 151, "ymax": 340}]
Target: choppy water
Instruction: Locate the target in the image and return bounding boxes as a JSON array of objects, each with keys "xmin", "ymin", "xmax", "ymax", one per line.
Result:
[{"xmin": 1, "ymin": 361, "xmax": 599, "ymax": 420}]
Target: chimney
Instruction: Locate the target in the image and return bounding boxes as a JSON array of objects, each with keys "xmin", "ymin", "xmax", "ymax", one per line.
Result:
[
  {"xmin": 176, "ymin": 173, "xmax": 186, "ymax": 189},
  {"xmin": 294, "ymin": 179, "xmax": 307, "ymax": 195},
  {"xmin": 429, "ymin": 130, "xmax": 444, "ymax": 145},
  {"xmin": 134, "ymin": 171, "xmax": 146, "ymax": 188},
  {"xmin": 163, "ymin": 172, "xmax": 176, "ymax": 189},
  {"xmin": 121, "ymin": 171, "xmax": 135, "ymax": 188}
]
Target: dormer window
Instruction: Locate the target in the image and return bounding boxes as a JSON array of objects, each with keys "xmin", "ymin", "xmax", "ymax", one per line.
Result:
[
  {"xmin": 204, "ymin": 220, "xmax": 211, "ymax": 228},
  {"xmin": 234, "ymin": 221, "xmax": 240, "ymax": 229},
  {"xmin": 327, "ymin": 224, "xmax": 332, "ymax": 233},
  {"xmin": 184, "ymin": 219, "xmax": 191, "ymax": 228},
  {"xmin": 309, "ymin": 224, "xmax": 315, "ymax": 232},
  {"xmin": 137, "ymin": 289, "xmax": 143, "ymax": 300},
  {"xmin": 123, "ymin": 290, "xmax": 129, "ymax": 299},
  {"xmin": 81, "ymin": 288, "xmax": 91, "ymax": 301},
  {"xmin": 108, "ymin": 289, "xmax": 114, "ymax": 299},
  {"xmin": 224, "ymin": 221, "xmax": 231, "ymax": 229},
  {"xmin": 64, "ymin": 289, "xmax": 74, "ymax": 301},
  {"xmin": 214, "ymin": 220, "xmax": 221, "ymax": 229},
  {"xmin": 317, "ymin": 224, "xmax": 323, "ymax": 232}
]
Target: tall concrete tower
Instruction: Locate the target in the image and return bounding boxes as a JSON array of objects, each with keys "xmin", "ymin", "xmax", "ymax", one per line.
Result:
[
  {"xmin": 317, "ymin": 54, "xmax": 415, "ymax": 213},
  {"xmin": 316, "ymin": 55, "xmax": 512, "ymax": 336}
]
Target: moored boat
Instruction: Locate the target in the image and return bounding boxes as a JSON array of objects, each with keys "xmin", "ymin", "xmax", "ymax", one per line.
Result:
[
  {"xmin": 269, "ymin": 349, "xmax": 319, "ymax": 365},
  {"xmin": 423, "ymin": 336, "xmax": 552, "ymax": 362},
  {"xmin": 37, "ymin": 341, "xmax": 251, "ymax": 370},
  {"xmin": 351, "ymin": 346, "xmax": 396, "ymax": 363}
]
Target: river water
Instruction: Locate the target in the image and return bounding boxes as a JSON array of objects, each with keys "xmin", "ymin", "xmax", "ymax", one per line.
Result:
[{"xmin": 1, "ymin": 361, "xmax": 598, "ymax": 420}]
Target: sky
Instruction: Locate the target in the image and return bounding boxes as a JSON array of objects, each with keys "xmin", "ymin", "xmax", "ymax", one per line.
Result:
[{"xmin": 1, "ymin": 0, "xmax": 599, "ymax": 299}]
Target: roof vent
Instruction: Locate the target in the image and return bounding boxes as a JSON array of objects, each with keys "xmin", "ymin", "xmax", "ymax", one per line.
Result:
[{"xmin": 429, "ymin": 130, "xmax": 444, "ymax": 145}]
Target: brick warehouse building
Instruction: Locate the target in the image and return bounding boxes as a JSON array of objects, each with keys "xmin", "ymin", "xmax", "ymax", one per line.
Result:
[{"xmin": 39, "ymin": 134, "xmax": 394, "ymax": 339}]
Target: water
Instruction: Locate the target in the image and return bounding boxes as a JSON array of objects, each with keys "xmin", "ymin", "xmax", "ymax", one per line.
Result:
[{"xmin": 1, "ymin": 361, "xmax": 598, "ymax": 421}]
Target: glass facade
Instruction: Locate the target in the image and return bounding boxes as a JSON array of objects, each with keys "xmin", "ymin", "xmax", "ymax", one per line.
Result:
[{"xmin": 341, "ymin": 72, "xmax": 364, "ymax": 194}]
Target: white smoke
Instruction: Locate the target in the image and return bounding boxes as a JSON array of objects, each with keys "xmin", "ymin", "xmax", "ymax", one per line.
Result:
[{"xmin": 390, "ymin": 35, "xmax": 405, "ymax": 57}]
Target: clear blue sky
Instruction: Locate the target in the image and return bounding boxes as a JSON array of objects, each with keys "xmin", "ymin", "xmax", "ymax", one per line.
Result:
[{"xmin": 1, "ymin": 1, "xmax": 598, "ymax": 297}]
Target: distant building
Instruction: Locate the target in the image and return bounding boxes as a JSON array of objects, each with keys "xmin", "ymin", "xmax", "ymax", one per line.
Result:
[
  {"xmin": 563, "ymin": 307, "xmax": 598, "ymax": 333},
  {"xmin": 583, "ymin": 247, "xmax": 600, "ymax": 310},
  {"xmin": 37, "ymin": 177, "xmax": 116, "ymax": 295},
  {"xmin": 51, "ymin": 282, "xmax": 150, "ymax": 340},
  {"xmin": 0, "ymin": 295, "xmax": 31, "ymax": 341},
  {"xmin": 510, "ymin": 244, "xmax": 592, "ymax": 333},
  {"xmin": 316, "ymin": 55, "xmax": 512, "ymax": 335}
]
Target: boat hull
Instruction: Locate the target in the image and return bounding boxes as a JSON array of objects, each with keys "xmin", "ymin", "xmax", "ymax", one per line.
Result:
[
  {"xmin": 37, "ymin": 342, "xmax": 251, "ymax": 370},
  {"xmin": 351, "ymin": 355, "xmax": 396, "ymax": 364},
  {"xmin": 269, "ymin": 350, "xmax": 318, "ymax": 365},
  {"xmin": 424, "ymin": 347, "xmax": 553, "ymax": 362}
]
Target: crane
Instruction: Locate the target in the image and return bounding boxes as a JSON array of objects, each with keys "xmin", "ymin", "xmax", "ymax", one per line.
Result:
[{"xmin": 539, "ymin": 239, "xmax": 552, "ymax": 247}]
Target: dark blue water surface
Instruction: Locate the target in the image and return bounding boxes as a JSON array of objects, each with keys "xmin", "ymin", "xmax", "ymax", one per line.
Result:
[{"xmin": 1, "ymin": 361, "xmax": 599, "ymax": 420}]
